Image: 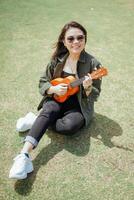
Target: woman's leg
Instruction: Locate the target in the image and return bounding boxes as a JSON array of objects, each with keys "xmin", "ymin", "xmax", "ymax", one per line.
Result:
[
  {"xmin": 9, "ymin": 100, "xmax": 61, "ymax": 179},
  {"xmin": 24, "ymin": 100, "xmax": 61, "ymax": 148},
  {"xmin": 21, "ymin": 141, "xmax": 34, "ymax": 154},
  {"xmin": 54, "ymin": 109, "xmax": 85, "ymax": 135}
]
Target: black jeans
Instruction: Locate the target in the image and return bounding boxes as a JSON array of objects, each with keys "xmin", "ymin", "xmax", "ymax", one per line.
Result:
[{"xmin": 25, "ymin": 97, "xmax": 85, "ymax": 147}]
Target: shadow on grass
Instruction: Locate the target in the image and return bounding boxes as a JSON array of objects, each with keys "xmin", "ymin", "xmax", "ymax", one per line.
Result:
[{"xmin": 14, "ymin": 112, "xmax": 124, "ymax": 195}]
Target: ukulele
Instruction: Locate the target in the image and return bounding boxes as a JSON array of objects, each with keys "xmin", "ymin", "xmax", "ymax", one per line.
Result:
[{"xmin": 50, "ymin": 67, "xmax": 108, "ymax": 103}]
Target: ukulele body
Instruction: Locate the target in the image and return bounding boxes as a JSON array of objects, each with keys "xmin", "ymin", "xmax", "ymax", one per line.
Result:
[{"xmin": 50, "ymin": 76, "xmax": 79, "ymax": 103}]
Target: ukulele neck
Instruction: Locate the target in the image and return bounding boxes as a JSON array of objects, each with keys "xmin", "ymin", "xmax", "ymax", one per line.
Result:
[
  {"xmin": 70, "ymin": 77, "xmax": 85, "ymax": 88},
  {"xmin": 69, "ymin": 67, "xmax": 108, "ymax": 88}
]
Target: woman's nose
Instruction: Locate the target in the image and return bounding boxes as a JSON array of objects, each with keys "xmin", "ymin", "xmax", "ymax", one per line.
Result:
[{"xmin": 73, "ymin": 39, "xmax": 79, "ymax": 43}]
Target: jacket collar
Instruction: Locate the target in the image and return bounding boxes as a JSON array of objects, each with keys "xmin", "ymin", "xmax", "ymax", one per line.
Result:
[{"xmin": 57, "ymin": 50, "xmax": 86, "ymax": 63}]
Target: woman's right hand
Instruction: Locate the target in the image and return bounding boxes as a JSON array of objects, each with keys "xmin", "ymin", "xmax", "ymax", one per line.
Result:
[{"xmin": 47, "ymin": 83, "xmax": 68, "ymax": 96}]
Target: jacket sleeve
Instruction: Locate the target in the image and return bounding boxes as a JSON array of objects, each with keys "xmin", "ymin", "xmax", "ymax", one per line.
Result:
[
  {"xmin": 39, "ymin": 61, "xmax": 55, "ymax": 96},
  {"xmin": 82, "ymin": 58, "xmax": 102, "ymax": 100},
  {"xmin": 89, "ymin": 58, "xmax": 102, "ymax": 101}
]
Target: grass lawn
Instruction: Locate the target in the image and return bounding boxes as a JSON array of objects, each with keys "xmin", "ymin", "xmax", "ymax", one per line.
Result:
[{"xmin": 0, "ymin": 0, "xmax": 134, "ymax": 199}]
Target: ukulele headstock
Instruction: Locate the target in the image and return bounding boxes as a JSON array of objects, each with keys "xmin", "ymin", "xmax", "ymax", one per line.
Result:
[{"xmin": 91, "ymin": 67, "xmax": 108, "ymax": 79}]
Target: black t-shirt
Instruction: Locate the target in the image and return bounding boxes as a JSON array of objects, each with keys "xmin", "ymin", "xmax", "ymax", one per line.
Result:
[{"xmin": 60, "ymin": 71, "xmax": 81, "ymax": 113}]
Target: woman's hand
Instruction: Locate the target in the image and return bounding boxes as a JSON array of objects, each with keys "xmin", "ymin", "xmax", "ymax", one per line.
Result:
[
  {"xmin": 47, "ymin": 83, "xmax": 68, "ymax": 96},
  {"xmin": 83, "ymin": 73, "xmax": 92, "ymax": 89}
]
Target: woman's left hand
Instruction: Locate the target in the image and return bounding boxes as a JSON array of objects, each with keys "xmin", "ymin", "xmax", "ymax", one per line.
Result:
[{"xmin": 83, "ymin": 73, "xmax": 92, "ymax": 89}]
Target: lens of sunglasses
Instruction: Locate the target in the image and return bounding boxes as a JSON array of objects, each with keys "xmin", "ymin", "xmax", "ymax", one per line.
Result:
[{"xmin": 67, "ymin": 35, "xmax": 85, "ymax": 43}]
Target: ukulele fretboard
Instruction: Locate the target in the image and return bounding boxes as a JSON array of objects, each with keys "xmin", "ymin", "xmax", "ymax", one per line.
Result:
[{"xmin": 70, "ymin": 77, "xmax": 85, "ymax": 88}]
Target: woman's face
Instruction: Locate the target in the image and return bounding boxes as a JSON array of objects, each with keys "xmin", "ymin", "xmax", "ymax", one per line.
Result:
[{"xmin": 63, "ymin": 27, "xmax": 86, "ymax": 56}]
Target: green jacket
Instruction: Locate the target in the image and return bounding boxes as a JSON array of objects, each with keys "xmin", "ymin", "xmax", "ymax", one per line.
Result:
[{"xmin": 37, "ymin": 50, "xmax": 102, "ymax": 126}]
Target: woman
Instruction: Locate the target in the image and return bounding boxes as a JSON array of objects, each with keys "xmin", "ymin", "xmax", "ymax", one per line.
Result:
[{"xmin": 9, "ymin": 21, "xmax": 102, "ymax": 179}]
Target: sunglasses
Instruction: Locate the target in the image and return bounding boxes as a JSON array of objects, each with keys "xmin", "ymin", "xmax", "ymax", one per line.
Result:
[{"xmin": 66, "ymin": 35, "xmax": 85, "ymax": 43}]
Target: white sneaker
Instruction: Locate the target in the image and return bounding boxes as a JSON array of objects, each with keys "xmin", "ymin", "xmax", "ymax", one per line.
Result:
[
  {"xmin": 9, "ymin": 153, "xmax": 34, "ymax": 179},
  {"xmin": 16, "ymin": 112, "xmax": 37, "ymax": 132}
]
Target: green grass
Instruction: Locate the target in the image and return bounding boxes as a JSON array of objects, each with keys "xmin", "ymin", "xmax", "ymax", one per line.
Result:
[{"xmin": 0, "ymin": 0, "xmax": 134, "ymax": 199}]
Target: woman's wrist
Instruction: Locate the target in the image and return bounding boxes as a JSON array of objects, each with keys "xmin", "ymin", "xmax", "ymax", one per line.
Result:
[
  {"xmin": 84, "ymin": 85, "xmax": 92, "ymax": 96},
  {"xmin": 83, "ymin": 84, "xmax": 92, "ymax": 90},
  {"xmin": 46, "ymin": 86, "xmax": 55, "ymax": 95}
]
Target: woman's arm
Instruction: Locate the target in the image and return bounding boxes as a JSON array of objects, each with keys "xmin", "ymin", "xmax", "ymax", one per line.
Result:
[
  {"xmin": 90, "ymin": 58, "xmax": 102, "ymax": 101},
  {"xmin": 39, "ymin": 62, "xmax": 54, "ymax": 96},
  {"xmin": 82, "ymin": 57, "xmax": 102, "ymax": 100},
  {"xmin": 39, "ymin": 61, "xmax": 68, "ymax": 97}
]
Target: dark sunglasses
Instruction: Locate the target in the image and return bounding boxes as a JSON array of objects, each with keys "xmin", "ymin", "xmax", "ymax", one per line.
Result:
[{"xmin": 66, "ymin": 35, "xmax": 85, "ymax": 43}]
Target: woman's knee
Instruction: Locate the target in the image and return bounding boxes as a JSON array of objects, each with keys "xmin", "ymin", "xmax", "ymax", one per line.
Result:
[
  {"xmin": 41, "ymin": 100, "xmax": 61, "ymax": 117},
  {"xmin": 55, "ymin": 119, "xmax": 74, "ymax": 134},
  {"xmin": 55, "ymin": 117, "xmax": 84, "ymax": 134}
]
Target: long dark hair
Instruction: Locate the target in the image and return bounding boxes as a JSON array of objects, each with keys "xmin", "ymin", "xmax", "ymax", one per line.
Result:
[{"xmin": 52, "ymin": 21, "xmax": 87, "ymax": 60}]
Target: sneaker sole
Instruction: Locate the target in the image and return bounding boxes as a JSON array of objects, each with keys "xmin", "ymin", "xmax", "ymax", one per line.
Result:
[
  {"xmin": 9, "ymin": 172, "xmax": 27, "ymax": 180},
  {"xmin": 9, "ymin": 168, "xmax": 34, "ymax": 180}
]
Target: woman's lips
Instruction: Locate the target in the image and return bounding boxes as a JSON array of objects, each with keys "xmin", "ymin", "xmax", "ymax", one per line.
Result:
[{"xmin": 72, "ymin": 45, "xmax": 81, "ymax": 49}]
